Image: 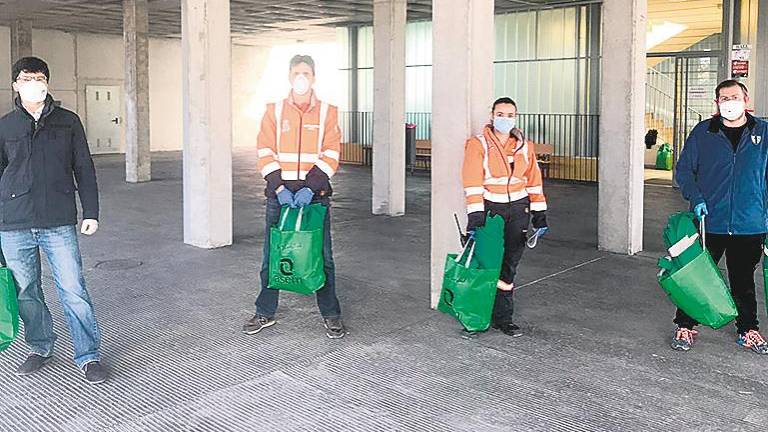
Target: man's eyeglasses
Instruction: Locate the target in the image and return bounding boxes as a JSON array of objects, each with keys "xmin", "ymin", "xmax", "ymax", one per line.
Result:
[
  {"xmin": 717, "ymin": 95, "xmax": 743, "ymax": 103},
  {"xmin": 16, "ymin": 76, "xmax": 47, "ymax": 83}
]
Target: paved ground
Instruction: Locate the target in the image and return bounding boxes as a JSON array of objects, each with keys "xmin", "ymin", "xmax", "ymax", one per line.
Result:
[{"xmin": 0, "ymin": 150, "xmax": 766, "ymax": 432}]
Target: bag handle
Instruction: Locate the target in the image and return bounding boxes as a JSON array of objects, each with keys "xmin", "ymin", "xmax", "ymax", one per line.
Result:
[
  {"xmin": 454, "ymin": 240, "xmax": 476, "ymax": 268},
  {"xmin": 295, "ymin": 206, "xmax": 304, "ymax": 231},
  {"xmin": 277, "ymin": 206, "xmax": 305, "ymax": 232},
  {"xmin": 699, "ymin": 215, "xmax": 706, "ymax": 249}
]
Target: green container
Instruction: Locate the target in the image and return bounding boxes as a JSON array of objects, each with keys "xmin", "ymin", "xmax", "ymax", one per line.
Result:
[
  {"xmin": 438, "ymin": 214, "xmax": 505, "ymax": 332},
  {"xmin": 268, "ymin": 204, "xmax": 327, "ymax": 295},
  {"xmin": 655, "ymin": 143, "xmax": 673, "ymax": 171},
  {"xmin": 0, "ymin": 266, "xmax": 19, "ymax": 352}
]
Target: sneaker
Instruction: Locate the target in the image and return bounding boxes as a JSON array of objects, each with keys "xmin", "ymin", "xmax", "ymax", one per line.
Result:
[
  {"xmin": 671, "ymin": 327, "xmax": 698, "ymax": 351},
  {"xmin": 323, "ymin": 318, "xmax": 347, "ymax": 339},
  {"xmin": 737, "ymin": 330, "xmax": 768, "ymax": 355},
  {"xmin": 242, "ymin": 315, "xmax": 276, "ymax": 335},
  {"xmin": 493, "ymin": 322, "xmax": 522, "ymax": 337},
  {"xmin": 15, "ymin": 354, "xmax": 53, "ymax": 376},
  {"xmin": 82, "ymin": 361, "xmax": 108, "ymax": 385}
]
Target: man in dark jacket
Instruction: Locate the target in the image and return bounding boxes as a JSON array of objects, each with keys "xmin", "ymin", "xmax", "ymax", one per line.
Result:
[
  {"xmin": 672, "ymin": 79, "xmax": 768, "ymax": 355},
  {"xmin": 0, "ymin": 57, "xmax": 107, "ymax": 383}
]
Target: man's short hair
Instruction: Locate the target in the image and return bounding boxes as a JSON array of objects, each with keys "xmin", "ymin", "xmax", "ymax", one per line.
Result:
[
  {"xmin": 289, "ymin": 55, "xmax": 315, "ymax": 75},
  {"xmin": 12, "ymin": 56, "xmax": 50, "ymax": 83},
  {"xmin": 715, "ymin": 79, "xmax": 748, "ymax": 99}
]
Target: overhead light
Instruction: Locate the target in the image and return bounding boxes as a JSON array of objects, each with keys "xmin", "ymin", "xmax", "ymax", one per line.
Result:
[{"xmin": 646, "ymin": 21, "xmax": 688, "ymax": 50}]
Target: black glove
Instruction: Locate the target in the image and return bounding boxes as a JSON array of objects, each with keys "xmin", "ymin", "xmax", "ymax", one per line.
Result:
[
  {"xmin": 265, "ymin": 170, "xmax": 283, "ymax": 197},
  {"xmin": 305, "ymin": 166, "xmax": 331, "ymax": 195},
  {"xmin": 531, "ymin": 210, "xmax": 548, "ymax": 229},
  {"xmin": 466, "ymin": 211, "xmax": 486, "ymax": 232}
]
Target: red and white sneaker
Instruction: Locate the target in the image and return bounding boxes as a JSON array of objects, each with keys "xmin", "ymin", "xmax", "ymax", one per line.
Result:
[{"xmin": 737, "ymin": 330, "xmax": 768, "ymax": 355}]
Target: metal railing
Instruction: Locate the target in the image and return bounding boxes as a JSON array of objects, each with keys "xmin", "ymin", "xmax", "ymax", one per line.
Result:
[
  {"xmin": 338, "ymin": 111, "xmax": 600, "ymax": 182},
  {"xmin": 518, "ymin": 113, "xmax": 600, "ymax": 182}
]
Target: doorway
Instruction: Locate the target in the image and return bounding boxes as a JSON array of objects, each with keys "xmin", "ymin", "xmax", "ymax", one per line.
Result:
[
  {"xmin": 85, "ymin": 85, "xmax": 123, "ymax": 154},
  {"xmin": 644, "ymin": 53, "xmax": 720, "ymax": 185}
]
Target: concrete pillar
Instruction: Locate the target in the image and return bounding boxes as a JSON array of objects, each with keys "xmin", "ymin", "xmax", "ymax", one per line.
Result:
[
  {"xmin": 430, "ymin": 0, "xmax": 494, "ymax": 307},
  {"xmin": 181, "ymin": 0, "xmax": 232, "ymax": 248},
  {"xmin": 598, "ymin": 0, "xmax": 646, "ymax": 254},
  {"xmin": 123, "ymin": 0, "xmax": 151, "ymax": 183},
  {"xmin": 372, "ymin": 0, "xmax": 407, "ymax": 216},
  {"xmin": 755, "ymin": 0, "xmax": 768, "ymax": 116},
  {"xmin": 10, "ymin": 20, "xmax": 32, "ymax": 64}
]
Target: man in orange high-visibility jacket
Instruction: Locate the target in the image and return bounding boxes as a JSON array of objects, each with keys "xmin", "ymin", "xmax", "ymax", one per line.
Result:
[
  {"xmin": 462, "ymin": 97, "xmax": 549, "ymax": 337},
  {"xmin": 243, "ymin": 55, "xmax": 346, "ymax": 339}
]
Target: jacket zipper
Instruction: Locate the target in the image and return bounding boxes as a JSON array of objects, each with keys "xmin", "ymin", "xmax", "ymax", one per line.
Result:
[
  {"xmin": 491, "ymin": 138, "xmax": 514, "ymax": 203},
  {"xmin": 297, "ymin": 108, "xmax": 303, "ymax": 179}
]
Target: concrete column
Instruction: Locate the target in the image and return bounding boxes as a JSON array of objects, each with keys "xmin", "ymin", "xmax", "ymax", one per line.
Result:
[
  {"xmin": 181, "ymin": 0, "xmax": 232, "ymax": 248},
  {"xmin": 755, "ymin": 0, "xmax": 768, "ymax": 116},
  {"xmin": 10, "ymin": 20, "xmax": 32, "ymax": 64},
  {"xmin": 372, "ymin": 0, "xmax": 407, "ymax": 216},
  {"xmin": 430, "ymin": 0, "xmax": 494, "ymax": 307},
  {"xmin": 123, "ymin": 0, "xmax": 151, "ymax": 183},
  {"xmin": 598, "ymin": 0, "xmax": 646, "ymax": 254}
]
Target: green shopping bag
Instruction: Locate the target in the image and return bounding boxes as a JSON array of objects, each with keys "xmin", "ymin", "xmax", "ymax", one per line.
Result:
[
  {"xmin": 470, "ymin": 214, "xmax": 505, "ymax": 271},
  {"xmin": 655, "ymin": 143, "xmax": 673, "ymax": 171},
  {"xmin": 438, "ymin": 241, "xmax": 500, "ymax": 332},
  {"xmin": 657, "ymin": 214, "xmax": 737, "ymax": 329},
  {"xmin": 0, "ymin": 265, "xmax": 19, "ymax": 352},
  {"xmin": 268, "ymin": 204, "xmax": 327, "ymax": 295}
]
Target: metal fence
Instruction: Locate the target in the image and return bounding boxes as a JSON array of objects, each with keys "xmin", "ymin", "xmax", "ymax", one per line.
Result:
[{"xmin": 338, "ymin": 111, "xmax": 600, "ymax": 182}]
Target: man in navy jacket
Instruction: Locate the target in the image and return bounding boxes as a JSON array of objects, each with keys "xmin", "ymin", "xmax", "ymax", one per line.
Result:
[{"xmin": 673, "ymin": 80, "xmax": 768, "ymax": 354}]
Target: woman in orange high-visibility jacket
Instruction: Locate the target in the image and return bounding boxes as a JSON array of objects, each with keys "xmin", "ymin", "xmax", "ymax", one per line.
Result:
[
  {"xmin": 462, "ymin": 97, "xmax": 548, "ymax": 336},
  {"xmin": 243, "ymin": 55, "xmax": 346, "ymax": 339}
]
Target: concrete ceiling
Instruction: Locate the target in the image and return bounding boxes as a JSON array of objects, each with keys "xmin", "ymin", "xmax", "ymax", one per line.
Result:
[{"xmin": 0, "ymin": 0, "xmax": 599, "ymax": 41}]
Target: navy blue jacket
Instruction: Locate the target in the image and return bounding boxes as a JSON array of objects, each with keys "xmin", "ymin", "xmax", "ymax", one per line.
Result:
[{"xmin": 675, "ymin": 114, "xmax": 768, "ymax": 235}]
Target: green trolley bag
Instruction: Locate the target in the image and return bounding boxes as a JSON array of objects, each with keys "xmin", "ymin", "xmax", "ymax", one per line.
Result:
[
  {"xmin": 268, "ymin": 204, "xmax": 328, "ymax": 295},
  {"xmin": 438, "ymin": 214, "xmax": 505, "ymax": 332},
  {"xmin": 0, "ymin": 264, "xmax": 18, "ymax": 352},
  {"xmin": 657, "ymin": 213, "xmax": 737, "ymax": 329}
]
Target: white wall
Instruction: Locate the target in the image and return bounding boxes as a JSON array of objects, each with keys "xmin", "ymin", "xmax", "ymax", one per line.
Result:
[{"xmin": 0, "ymin": 26, "xmax": 274, "ymax": 151}]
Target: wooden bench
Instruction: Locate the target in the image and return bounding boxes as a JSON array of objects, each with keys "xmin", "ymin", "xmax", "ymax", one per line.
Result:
[{"xmin": 534, "ymin": 143, "xmax": 554, "ymax": 178}]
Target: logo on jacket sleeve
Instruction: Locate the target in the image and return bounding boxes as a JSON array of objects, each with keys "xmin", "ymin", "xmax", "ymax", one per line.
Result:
[{"xmin": 752, "ymin": 135, "xmax": 762, "ymax": 145}]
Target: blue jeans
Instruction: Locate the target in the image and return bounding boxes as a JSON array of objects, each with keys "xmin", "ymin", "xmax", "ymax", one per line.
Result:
[
  {"xmin": 0, "ymin": 225, "xmax": 101, "ymax": 368},
  {"xmin": 255, "ymin": 197, "xmax": 341, "ymax": 319}
]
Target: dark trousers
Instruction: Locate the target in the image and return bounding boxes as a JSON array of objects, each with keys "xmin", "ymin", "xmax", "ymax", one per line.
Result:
[
  {"xmin": 486, "ymin": 199, "xmax": 530, "ymax": 325},
  {"xmin": 674, "ymin": 233, "xmax": 764, "ymax": 334},
  {"xmin": 255, "ymin": 197, "xmax": 341, "ymax": 319}
]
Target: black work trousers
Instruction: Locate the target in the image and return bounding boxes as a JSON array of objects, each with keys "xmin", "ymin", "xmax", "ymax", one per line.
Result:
[
  {"xmin": 674, "ymin": 233, "xmax": 764, "ymax": 334},
  {"xmin": 486, "ymin": 199, "xmax": 530, "ymax": 325}
]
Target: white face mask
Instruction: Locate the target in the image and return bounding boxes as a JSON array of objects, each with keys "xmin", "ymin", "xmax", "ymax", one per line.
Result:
[
  {"xmin": 719, "ymin": 100, "xmax": 746, "ymax": 121},
  {"xmin": 17, "ymin": 80, "xmax": 48, "ymax": 104},
  {"xmin": 292, "ymin": 75, "xmax": 310, "ymax": 96}
]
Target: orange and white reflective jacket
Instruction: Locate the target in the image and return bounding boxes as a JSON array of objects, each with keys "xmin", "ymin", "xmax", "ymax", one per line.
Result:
[
  {"xmin": 462, "ymin": 127, "xmax": 547, "ymax": 214},
  {"xmin": 257, "ymin": 93, "xmax": 341, "ymax": 182}
]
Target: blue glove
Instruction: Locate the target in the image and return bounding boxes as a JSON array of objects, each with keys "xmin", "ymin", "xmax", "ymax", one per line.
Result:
[
  {"xmin": 293, "ymin": 187, "xmax": 314, "ymax": 208},
  {"xmin": 276, "ymin": 187, "xmax": 294, "ymax": 207},
  {"xmin": 534, "ymin": 227, "xmax": 549, "ymax": 237},
  {"xmin": 693, "ymin": 202, "xmax": 708, "ymax": 219}
]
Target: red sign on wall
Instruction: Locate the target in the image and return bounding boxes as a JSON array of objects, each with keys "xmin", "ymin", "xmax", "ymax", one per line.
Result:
[{"xmin": 732, "ymin": 60, "xmax": 749, "ymax": 78}]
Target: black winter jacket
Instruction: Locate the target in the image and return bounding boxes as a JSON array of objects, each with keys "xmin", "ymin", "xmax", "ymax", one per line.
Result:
[{"xmin": 0, "ymin": 95, "xmax": 99, "ymax": 230}]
